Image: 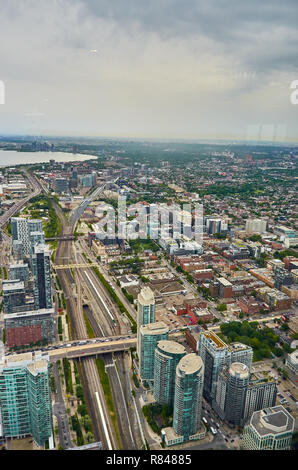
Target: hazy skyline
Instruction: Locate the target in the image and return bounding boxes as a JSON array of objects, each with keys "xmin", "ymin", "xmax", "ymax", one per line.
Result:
[{"xmin": 0, "ymin": 0, "xmax": 297, "ymax": 142}]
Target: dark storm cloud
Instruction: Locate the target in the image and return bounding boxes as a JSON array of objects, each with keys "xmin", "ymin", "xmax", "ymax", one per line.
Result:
[
  {"xmin": 0, "ymin": 0, "xmax": 297, "ymax": 139},
  {"xmin": 80, "ymin": 0, "xmax": 298, "ymax": 73}
]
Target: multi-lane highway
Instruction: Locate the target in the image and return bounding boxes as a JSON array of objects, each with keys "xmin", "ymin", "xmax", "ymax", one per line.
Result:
[
  {"xmin": 48, "ymin": 337, "xmax": 136, "ymax": 360},
  {"xmin": 49, "ymin": 177, "xmax": 139, "ymax": 449},
  {"xmin": 0, "ymin": 169, "xmax": 42, "ymax": 229}
]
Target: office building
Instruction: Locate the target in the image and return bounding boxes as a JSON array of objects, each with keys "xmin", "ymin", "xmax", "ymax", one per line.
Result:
[
  {"xmin": 172, "ymin": 354, "xmax": 204, "ymax": 442},
  {"xmin": 153, "ymin": 340, "xmax": 186, "ymax": 407},
  {"xmin": 242, "ymin": 406, "xmax": 294, "ymax": 450},
  {"xmin": 31, "ymin": 245, "xmax": 52, "ymax": 310},
  {"xmin": 139, "ymin": 322, "xmax": 169, "ymax": 382},
  {"xmin": 0, "ymin": 351, "xmax": 52, "ymax": 446}
]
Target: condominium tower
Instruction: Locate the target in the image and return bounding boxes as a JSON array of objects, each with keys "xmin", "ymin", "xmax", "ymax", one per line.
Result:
[
  {"xmin": 173, "ymin": 354, "xmax": 204, "ymax": 442},
  {"xmin": 139, "ymin": 322, "xmax": 169, "ymax": 382},
  {"xmin": 0, "ymin": 350, "xmax": 52, "ymax": 446},
  {"xmin": 154, "ymin": 340, "xmax": 186, "ymax": 407}
]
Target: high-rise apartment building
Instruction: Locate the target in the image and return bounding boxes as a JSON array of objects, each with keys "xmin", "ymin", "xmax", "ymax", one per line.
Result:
[
  {"xmin": 242, "ymin": 406, "xmax": 294, "ymax": 450},
  {"xmin": 139, "ymin": 322, "xmax": 169, "ymax": 382},
  {"xmin": 173, "ymin": 354, "xmax": 204, "ymax": 442},
  {"xmin": 228, "ymin": 342, "xmax": 253, "ymax": 370},
  {"xmin": 31, "ymin": 245, "xmax": 52, "ymax": 310},
  {"xmin": 153, "ymin": 340, "xmax": 186, "ymax": 407},
  {"xmin": 221, "ymin": 362, "xmax": 250, "ymax": 427},
  {"xmin": 137, "ymin": 287, "xmax": 155, "ymax": 354},
  {"xmin": 198, "ymin": 331, "xmax": 253, "ymax": 402},
  {"xmin": 0, "ymin": 350, "xmax": 52, "ymax": 447},
  {"xmin": 243, "ymin": 377, "xmax": 277, "ymax": 424},
  {"xmin": 197, "ymin": 331, "xmax": 229, "ymax": 401},
  {"xmin": 11, "ymin": 218, "xmax": 43, "ymax": 255}
]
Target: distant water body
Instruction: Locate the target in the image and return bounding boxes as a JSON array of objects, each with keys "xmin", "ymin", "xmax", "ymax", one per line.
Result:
[{"xmin": 0, "ymin": 150, "xmax": 97, "ymax": 167}]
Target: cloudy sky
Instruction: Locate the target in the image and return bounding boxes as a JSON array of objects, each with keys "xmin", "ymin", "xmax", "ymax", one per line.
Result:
[{"xmin": 0, "ymin": 0, "xmax": 297, "ymax": 141}]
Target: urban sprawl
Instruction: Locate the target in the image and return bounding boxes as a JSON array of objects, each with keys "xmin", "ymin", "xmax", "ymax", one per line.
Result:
[{"xmin": 0, "ymin": 137, "xmax": 297, "ymax": 451}]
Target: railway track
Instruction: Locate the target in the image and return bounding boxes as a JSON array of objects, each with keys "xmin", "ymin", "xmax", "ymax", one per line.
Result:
[{"xmin": 27, "ymin": 173, "xmax": 138, "ymax": 450}]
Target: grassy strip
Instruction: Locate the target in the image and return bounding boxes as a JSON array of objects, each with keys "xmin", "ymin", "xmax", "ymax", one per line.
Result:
[
  {"xmin": 71, "ymin": 414, "xmax": 84, "ymax": 447},
  {"xmin": 62, "ymin": 357, "xmax": 73, "ymax": 394},
  {"xmin": 92, "ymin": 266, "xmax": 137, "ymax": 333},
  {"xmin": 83, "ymin": 311, "xmax": 96, "ymax": 339},
  {"xmin": 58, "ymin": 316, "xmax": 63, "ymax": 335},
  {"xmin": 95, "ymin": 358, "xmax": 121, "ymax": 447}
]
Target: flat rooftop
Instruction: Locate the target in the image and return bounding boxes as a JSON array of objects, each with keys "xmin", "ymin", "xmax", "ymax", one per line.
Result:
[
  {"xmin": 157, "ymin": 340, "xmax": 186, "ymax": 355},
  {"xmin": 251, "ymin": 406, "xmax": 294, "ymax": 437},
  {"xmin": 138, "ymin": 286, "xmax": 155, "ymax": 305},
  {"xmin": 202, "ymin": 331, "xmax": 227, "ymax": 350},
  {"xmin": 177, "ymin": 353, "xmax": 203, "ymax": 375},
  {"xmin": 140, "ymin": 321, "xmax": 169, "ymax": 335},
  {"xmin": 229, "ymin": 362, "xmax": 249, "ymax": 378}
]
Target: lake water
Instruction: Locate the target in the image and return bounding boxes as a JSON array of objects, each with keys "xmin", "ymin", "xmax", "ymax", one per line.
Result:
[{"xmin": 0, "ymin": 150, "xmax": 97, "ymax": 167}]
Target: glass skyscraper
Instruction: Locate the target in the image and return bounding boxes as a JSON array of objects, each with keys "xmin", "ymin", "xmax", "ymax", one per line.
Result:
[
  {"xmin": 0, "ymin": 351, "xmax": 52, "ymax": 447},
  {"xmin": 154, "ymin": 340, "xmax": 186, "ymax": 407},
  {"xmin": 31, "ymin": 244, "xmax": 52, "ymax": 310},
  {"xmin": 173, "ymin": 354, "xmax": 204, "ymax": 442},
  {"xmin": 139, "ymin": 322, "xmax": 169, "ymax": 382},
  {"xmin": 137, "ymin": 287, "xmax": 155, "ymax": 355}
]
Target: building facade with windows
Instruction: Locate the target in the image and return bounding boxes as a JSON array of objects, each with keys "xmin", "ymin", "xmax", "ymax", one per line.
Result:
[
  {"xmin": 0, "ymin": 351, "xmax": 52, "ymax": 447},
  {"xmin": 242, "ymin": 406, "xmax": 294, "ymax": 450},
  {"xmin": 173, "ymin": 354, "xmax": 204, "ymax": 442},
  {"xmin": 153, "ymin": 340, "xmax": 186, "ymax": 407},
  {"xmin": 139, "ymin": 322, "xmax": 169, "ymax": 382}
]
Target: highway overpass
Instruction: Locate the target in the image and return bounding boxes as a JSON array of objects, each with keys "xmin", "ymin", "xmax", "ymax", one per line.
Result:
[{"xmin": 48, "ymin": 337, "xmax": 137, "ymax": 361}]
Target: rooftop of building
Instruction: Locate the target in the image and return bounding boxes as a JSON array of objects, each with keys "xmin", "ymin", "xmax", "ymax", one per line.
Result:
[
  {"xmin": 4, "ymin": 308, "xmax": 54, "ymax": 320},
  {"xmin": 140, "ymin": 321, "xmax": 169, "ymax": 335},
  {"xmin": 228, "ymin": 342, "xmax": 252, "ymax": 353},
  {"xmin": 201, "ymin": 331, "xmax": 227, "ymax": 350},
  {"xmin": 217, "ymin": 277, "xmax": 233, "ymax": 287},
  {"xmin": 3, "ymin": 280, "xmax": 25, "ymax": 291},
  {"xmin": 1, "ymin": 351, "xmax": 33, "ymax": 366},
  {"xmin": 250, "ymin": 406, "xmax": 294, "ymax": 437},
  {"xmin": 229, "ymin": 362, "xmax": 250, "ymax": 378},
  {"xmin": 177, "ymin": 353, "xmax": 203, "ymax": 375},
  {"xmin": 157, "ymin": 340, "xmax": 186, "ymax": 355},
  {"xmin": 138, "ymin": 286, "xmax": 155, "ymax": 305},
  {"xmin": 27, "ymin": 359, "xmax": 48, "ymax": 375}
]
